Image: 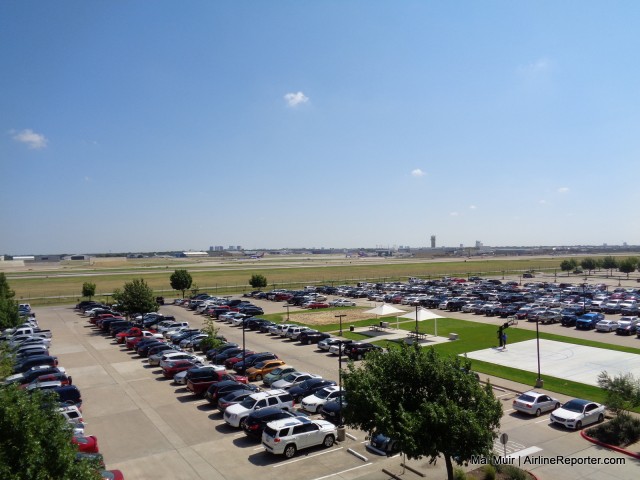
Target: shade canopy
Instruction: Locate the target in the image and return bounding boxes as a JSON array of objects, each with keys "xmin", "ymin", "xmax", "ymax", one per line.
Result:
[
  {"xmin": 364, "ymin": 304, "xmax": 405, "ymax": 316},
  {"xmin": 399, "ymin": 308, "xmax": 444, "ymax": 321}
]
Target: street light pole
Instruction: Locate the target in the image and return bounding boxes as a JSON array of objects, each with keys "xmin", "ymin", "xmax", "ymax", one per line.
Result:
[
  {"xmin": 535, "ymin": 319, "xmax": 543, "ymax": 388},
  {"xmin": 335, "ymin": 314, "xmax": 346, "ymax": 336},
  {"xmin": 242, "ymin": 319, "xmax": 246, "ymax": 373},
  {"xmin": 338, "ymin": 341, "xmax": 343, "ymax": 427}
]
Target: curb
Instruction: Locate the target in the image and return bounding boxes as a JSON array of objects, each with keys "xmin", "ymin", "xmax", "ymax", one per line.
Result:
[{"xmin": 580, "ymin": 430, "xmax": 640, "ymax": 459}]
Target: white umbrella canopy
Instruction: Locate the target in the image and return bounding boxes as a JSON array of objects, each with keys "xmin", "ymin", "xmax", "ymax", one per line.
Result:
[
  {"xmin": 364, "ymin": 304, "xmax": 405, "ymax": 316},
  {"xmin": 399, "ymin": 308, "xmax": 444, "ymax": 321},
  {"xmin": 399, "ymin": 307, "xmax": 445, "ymax": 337}
]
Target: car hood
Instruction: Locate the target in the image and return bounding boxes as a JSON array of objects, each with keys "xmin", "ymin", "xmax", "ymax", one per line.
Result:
[{"xmin": 553, "ymin": 408, "xmax": 582, "ymax": 420}]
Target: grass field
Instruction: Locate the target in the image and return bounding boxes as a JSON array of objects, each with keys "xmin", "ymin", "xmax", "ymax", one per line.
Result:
[
  {"xmin": 262, "ymin": 313, "xmax": 640, "ymax": 406},
  {"xmin": 5, "ymin": 254, "xmax": 635, "ymax": 305}
]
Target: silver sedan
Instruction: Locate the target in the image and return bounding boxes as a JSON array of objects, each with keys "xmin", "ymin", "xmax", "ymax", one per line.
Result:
[{"xmin": 513, "ymin": 391, "xmax": 560, "ymax": 416}]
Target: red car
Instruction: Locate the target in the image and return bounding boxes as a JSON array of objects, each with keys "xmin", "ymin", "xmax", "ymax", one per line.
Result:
[
  {"xmin": 21, "ymin": 372, "xmax": 72, "ymax": 389},
  {"xmin": 72, "ymin": 434, "xmax": 99, "ymax": 453},
  {"xmin": 100, "ymin": 470, "xmax": 124, "ymax": 480},
  {"xmin": 115, "ymin": 327, "xmax": 142, "ymax": 344},
  {"xmin": 307, "ymin": 302, "xmax": 330, "ymax": 309},
  {"xmin": 224, "ymin": 351, "xmax": 256, "ymax": 370},
  {"xmin": 162, "ymin": 359, "xmax": 198, "ymax": 379}
]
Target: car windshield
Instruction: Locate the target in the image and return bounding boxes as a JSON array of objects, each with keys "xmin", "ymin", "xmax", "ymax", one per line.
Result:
[
  {"xmin": 254, "ymin": 361, "xmax": 266, "ymax": 369},
  {"xmin": 562, "ymin": 400, "xmax": 585, "ymax": 412},
  {"xmin": 239, "ymin": 396, "xmax": 257, "ymax": 409},
  {"xmin": 281, "ymin": 372, "xmax": 299, "ymax": 382},
  {"xmin": 315, "ymin": 388, "xmax": 333, "ymax": 399},
  {"xmin": 269, "ymin": 368, "xmax": 283, "ymax": 376},
  {"xmin": 518, "ymin": 394, "xmax": 536, "ymax": 402}
]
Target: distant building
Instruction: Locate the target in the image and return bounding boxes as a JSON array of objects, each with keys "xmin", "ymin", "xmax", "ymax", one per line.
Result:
[
  {"xmin": 182, "ymin": 251, "xmax": 209, "ymax": 258},
  {"xmin": 430, "ymin": 235, "xmax": 436, "ymax": 248},
  {"xmin": 475, "ymin": 241, "xmax": 483, "ymax": 249}
]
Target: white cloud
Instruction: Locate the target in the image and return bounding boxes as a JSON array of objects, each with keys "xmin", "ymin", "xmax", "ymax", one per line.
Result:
[
  {"xmin": 539, "ymin": 199, "xmax": 547, "ymax": 204},
  {"xmin": 469, "ymin": 205, "xmax": 477, "ymax": 210},
  {"xmin": 450, "ymin": 212, "xmax": 459, "ymax": 216},
  {"xmin": 10, "ymin": 128, "xmax": 48, "ymax": 149},
  {"xmin": 284, "ymin": 92, "xmax": 309, "ymax": 107},
  {"xmin": 557, "ymin": 187, "xmax": 570, "ymax": 193},
  {"xmin": 411, "ymin": 168, "xmax": 425, "ymax": 177},
  {"xmin": 518, "ymin": 57, "xmax": 550, "ymax": 74}
]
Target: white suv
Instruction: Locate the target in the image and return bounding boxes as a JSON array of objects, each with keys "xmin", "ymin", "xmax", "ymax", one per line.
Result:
[
  {"xmin": 262, "ymin": 417, "xmax": 337, "ymax": 458},
  {"xmin": 224, "ymin": 389, "xmax": 293, "ymax": 428}
]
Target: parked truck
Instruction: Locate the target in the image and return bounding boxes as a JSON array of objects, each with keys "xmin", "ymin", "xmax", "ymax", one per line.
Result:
[{"xmin": 575, "ymin": 313, "xmax": 604, "ymax": 330}]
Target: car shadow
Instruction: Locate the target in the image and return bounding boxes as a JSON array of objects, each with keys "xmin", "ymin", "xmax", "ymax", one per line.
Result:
[
  {"xmin": 175, "ymin": 394, "xmax": 200, "ymax": 403},
  {"xmin": 213, "ymin": 422, "xmax": 235, "ymax": 433},
  {"xmin": 196, "ymin": 403, "xmax": 216, "ymax": 411},
  {"xmin": 232, "ymin": 436, "xmax": 258, "ymax": 448}
]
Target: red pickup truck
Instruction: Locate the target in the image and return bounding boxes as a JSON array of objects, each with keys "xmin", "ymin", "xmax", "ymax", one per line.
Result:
[{"xmin": 186, "ymin": 368, "xmax": 248, "ymax": 396}]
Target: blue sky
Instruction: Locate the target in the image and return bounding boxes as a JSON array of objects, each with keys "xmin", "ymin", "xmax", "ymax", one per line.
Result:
[{"xmin": 2, "ymin": 1, "xmax": 640, "ymax": 255}]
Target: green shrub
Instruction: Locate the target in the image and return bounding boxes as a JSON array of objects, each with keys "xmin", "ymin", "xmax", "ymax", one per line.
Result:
[
  {"xmin": 483, "ymin": 464, "xmax": 496, "ymax": 480},
  {"xmin": 501, "ymin": 465, "xmax": 527, "ymax": 480},
  {"xmin": 453, "ymin": 467, "xmax": 467, "ymax": 480},
  {"xmin": 588, "ymin": 413, "xmax": 640, "ymax": 446}
]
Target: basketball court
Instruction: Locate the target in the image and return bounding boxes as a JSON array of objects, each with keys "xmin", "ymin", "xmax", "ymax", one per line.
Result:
[{"xmin": 465, "ymin": 339, "xmax": 640, "ymax": 387}]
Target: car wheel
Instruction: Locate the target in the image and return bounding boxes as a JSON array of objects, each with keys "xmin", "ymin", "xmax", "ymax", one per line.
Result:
[
  {"xmin": 575, "ymin": 421, "xmax": 582, "ymax": 429},
  {"xmin": 535, "ymin": 408, "xmax": 541, "ymax": 417},
  {"xmin": 357, "ymin": 353, "xmax": 363, "ymax": 361},
  {"xmin": 239, "ymin": 418, "xmax": 247, "ymax": 429},
  {"xmin": 323, "ymin": 435, "xmax": 335, "ymax": 448},
  {"xmin": 598, "ymin": 413, "xmax": 604, "ymax": 423},
  {"xmin": 303, "ymin": 340, "xmax": 309, "ymax": 345},
  {"xmin": 255, "ymin": 374, "xmax": 262, "ymax": 381},
  {"xmin": 554, "ymin": 403, "xmax": 560, "ymax": 410},
  {"xmin": 284, "ymin": 444, "xmax": 296, "ymax": 458}
]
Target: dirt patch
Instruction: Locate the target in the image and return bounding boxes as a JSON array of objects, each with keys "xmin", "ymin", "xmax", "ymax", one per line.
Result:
[{"xmin": 292, "ymin": 309, "xmax": 393, "ymax": 326}]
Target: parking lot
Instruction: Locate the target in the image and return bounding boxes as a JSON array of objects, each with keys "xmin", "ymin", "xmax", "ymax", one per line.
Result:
[{"xmin": 39, "ymin": 297, "xmax": 639, "ymax": 480}]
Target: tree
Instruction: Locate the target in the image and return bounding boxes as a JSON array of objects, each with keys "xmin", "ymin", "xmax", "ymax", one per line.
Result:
[
  {"xmin": 0, "ymin": 385, "xmax": 99, "ymax": 479},
  {"xmin": 580, "ymin": 258, "xmax": 597, "ymax": 275},
  {"xmin": 601, "ymin": 256, "xmax": 619, "ymax": 276},
  {"xmin": 0, "ymin": 273, "xmax": 15, "ymax": 299},
  {"xmin": 81, "ymin": 282, "xmax": 96, "ymax": 300},
  {"xmin": 198, "ymin": 316, "xmax": 225, "ymax": 353},
  {"xmin": 342, "ymin": 344, "xmax": 502, "ymax": 480},
  {"xmin": 597, "ymin": 371, "xmax": 640, "ymax": 415},
  {"xmin": 170, "ymin": 269, "xmax": 192, "ymax": 298},
  {"xmin": 618, "ymin": 258, "xmax": 636, "ymax": 279},
  {"xmin": 0, "ymin": 274, "xmax": 20, "ymax": 331},
  {"xmin": 249, "ymin": 274, "xmax": 267, "ymax": 289},
  {"xmin": 560, "ymin": 259, "xmax": 577, "ymax": 276},
  {"xmin": 112, "ymin": 278, "xmax": 158, "ymax": 317}
]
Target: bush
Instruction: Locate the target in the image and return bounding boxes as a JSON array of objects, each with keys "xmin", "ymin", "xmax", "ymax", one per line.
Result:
[
  {"xmin": 501, "ymin": 465, "xmax": 528, "ymax": 480},
  {"xmin": 454, "ymin": 467, "xmax": 468, "ymax": 480},
  {"xmin": 587, "ymin": 413, "xmax": 640, "ymax": 446},
  {"xmin": 483, "ymin": 464, "xmax": 496, "ymax": 480}
]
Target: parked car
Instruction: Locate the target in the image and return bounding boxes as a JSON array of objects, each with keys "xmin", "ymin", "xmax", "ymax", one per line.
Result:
[
  {"xmin": 242, "ymin": 406, "xmax": 298, "ymax": 440},
  {"xmin": 72, "ymin": 434, "xmax": 99, "ymax": 453},
  {"xmin": 262, "ymin": 417, "xmax": 337, "ymax": 458},
  {"xmin": 615, "ymin": 316, "xmax": 639, "ymax": 335},
  {"xmin": 344, "ymin": 342, "xmax": 383, "ymax": 360},
  {"xmin": 271, "ymin": 371, "xmax": 321, "ymax": 390},
  {"xmin": 575, "ymin": 313, "xmax": 604, "ymax": 330},
  {"xmin": 298, "ymin": 330, "xmax": 331, "ymax": 345},
  {"xmin": 224, "ymin": 389, "xmax": 294, "ymax": 428},
  {"xmin": 366, "ymin": 432, "xmax": 400, "ymax": 456},
  {"xmin": 595, "ymin": 319, "xmax": 619, "ymax": 332},
  {"xmin": 162, "ymin": 359, "xmax": 199, "ymax": 379},
  {"xmin": 317, "ymin": 338, "xmax": 343, "ymax": 351},
  {"xmin": 300, "ymin": 386, "xmax": 343, "ymax": 413},
  {"xmin": 512, "ymin": 391, "xmax": 560, "ymax": 416},
  {"xmin": 233, "ymin": 352, "xmax": 279, "ymax": 374},
  {"xmin": 319, "ymin": 395, "xmax": 346, "ymax": 425},
  {"xmin": 262, "ymin": 366, "xmax": 298, "ymax": 387},
  {"xmin": 204, "ymin": 380, "xmax": 259, "ymax": 405},
  {"xmin": 550, "ymin": 399, "xmax": 605, "ymax": 429},
  {"xmin": 246, "ymin": 359, "xmax": 287, "ymax": 382},
  {"xmin": 288, "ymin": 378, "xmax": 337, "ymax": 404}
]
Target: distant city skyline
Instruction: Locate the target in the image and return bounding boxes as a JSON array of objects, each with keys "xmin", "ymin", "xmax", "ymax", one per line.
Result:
[{"xmin": 2, "ymin": 2, "xmax": 639, "ymax": 255}]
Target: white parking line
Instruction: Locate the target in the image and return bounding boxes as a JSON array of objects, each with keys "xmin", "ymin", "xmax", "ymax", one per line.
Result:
[
  {"xmin": 309, "ymin": 462, "xmax": 373, "ymax": 480},
  {"xmin": 496, "ymin": 393, "xmax": 511, "ymax": 398},
  {"xmin": 504, "ymin": 409, "xmax": 515, "ymax": 413},
  {"xmin": 272, "ymin": 447, "xmax": 344, "ymax": 468},
  {"xmin": 534, "ymin": 418, "xmax": 550, "ymax": 424}
]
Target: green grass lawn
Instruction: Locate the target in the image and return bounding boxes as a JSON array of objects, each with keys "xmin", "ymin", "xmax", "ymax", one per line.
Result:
[{"xmin": 278, "ymin": 314, "xmax": 640, "ymax": 406}]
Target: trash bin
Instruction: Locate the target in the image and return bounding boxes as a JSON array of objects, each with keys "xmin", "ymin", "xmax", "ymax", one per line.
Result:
[
  {"xmin": 337, "ymin": 426, "xmax": 346, "ymax": 442},
  {"xmin": 349, "ymin": 325, "xmax": 355, "ymax": 332}
]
